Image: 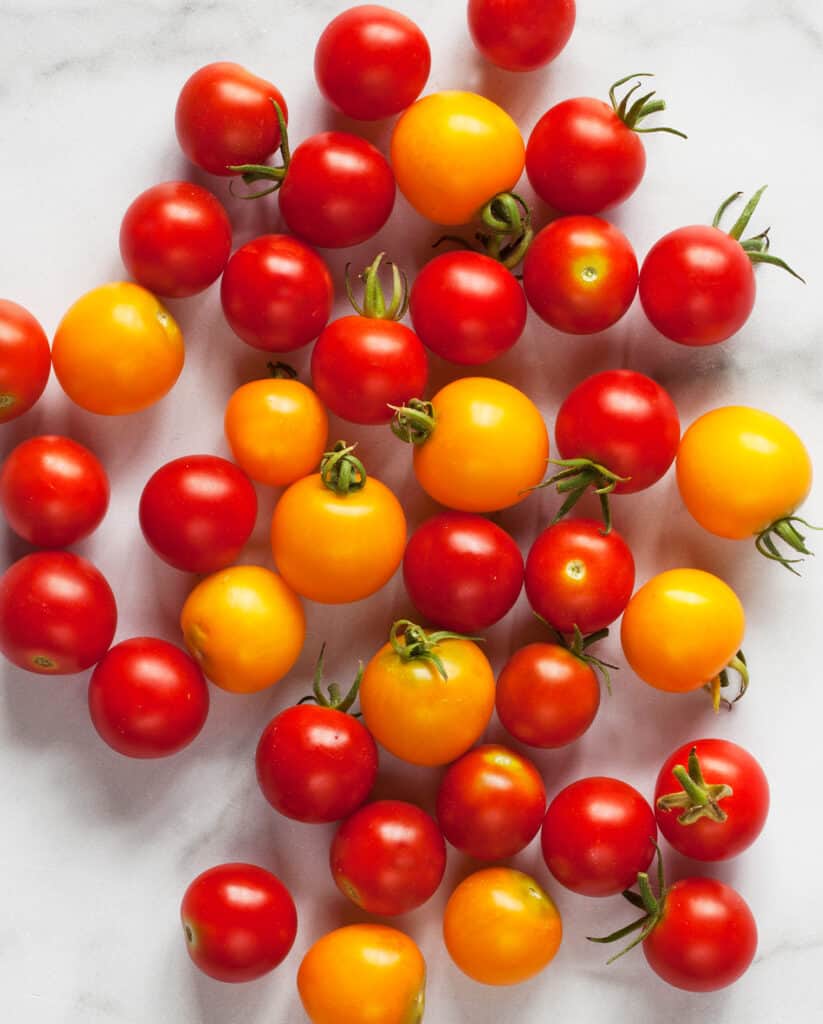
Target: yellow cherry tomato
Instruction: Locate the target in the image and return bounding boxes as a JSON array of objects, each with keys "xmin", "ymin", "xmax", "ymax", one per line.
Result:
[
  {"xmin": 224, "ymin": 375, "xmax": 328, "ymax": 487},
  {"xmin": 298, "ymin": 924, "xmax": 426, "ymax": 1024},
  {"xmin": 391, "ymin": 91, "xmax": 525, "ymax": 225},
  {"xmin": 180, "ymin": 565, "xmax": 305, "ymax": 693},
  {"xmin": 443, "ymin": 867, "xmax": 562, "ymax": 986},
  {"xmin": 359, "ymin": 620, "xmax": 496, "ymax": 766},
  {"xmin": 52, "ymin": 282, "xmax": 184, "ymax": 415}
]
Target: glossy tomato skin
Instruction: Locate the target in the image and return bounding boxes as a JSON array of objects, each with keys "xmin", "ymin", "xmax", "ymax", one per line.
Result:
[
  {"xmin": 403, "ymin": 511, "xmax": 523, "ymax": 632},
  {"xmin": 523, "ymin": 217, "xmax": 638, "ymax": 334},
  {"xmin": 468, "ymin": 0, "xmax": 575, "ymax": 72},
  {"xmin": 175, "ymin": 62, "xmax": 288, "ymax": 176},
  {"xmin": 541, "ymin": 777, "xmax": 657, "ymax": 896},
  {"xmin": 139, "ymin": 455, "xmax": 257, "ymax": 575},
  {"xmin": 181, "ymin": 863, "xmax": 297, "ymax": 983},
  {"xmin": 639, "ymin": 226, "xmax": 756, "ymax": 346},
  {"xmin": 220, "ymin": 235, "xmax": 334, "ymax": 352},
  {"xmin": 0, "ymin": 435, "xmax": 109, "ymax": 547},
  {"xmin": 643, "ymin": 878, "xmax": 757, "ymax": 991},
  {"xmin": 527, "ymin": 98, "xmax": 645, "ymax": 213},
  {"xmin": 0, "ymin": 299, "xmax": 50, "ymax": 423},
  {"xmin": 524, "ymin": 518, "xmax": 635, "ymax": 634},
  {"xmin": 556, "ymin": 370, "xmax": 680, "ymax": 493},
  {"xmin": 409, "ymin": 250, "xmax": 527, "ymax": 365},
  {"xmin": 436, "ymin": 745, "xmax": 546, "ymax": 860},
  {"xmin": 256, "ymin": 705, "xmax": 378, "ymax": 823},
  {"xmin": 88, "ymin": 638, "xmax": 209, "ymax": 758},
  {"xmin": 315, "ymin": 5, "xmax": 431, "ymax": 120},
  {"xmin": 311, "ymin": 317, "xmax": 428, "ymax": 425},
  {"xmin": 280, "ymin": 133, "xmax": 395, "ymax": 248},
  {"xmin": 0, "ymin": 552, "xmax": 116, "ymax": 675}
]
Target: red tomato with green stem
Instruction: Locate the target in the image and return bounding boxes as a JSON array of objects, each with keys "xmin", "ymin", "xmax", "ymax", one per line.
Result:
[
  {"xmin": 0, "ymin": 299, "xmax": 51, "ymax": 423},
  {"xmin": 468, "ymin": 0, "xmax": 576, "ymax": 72}
]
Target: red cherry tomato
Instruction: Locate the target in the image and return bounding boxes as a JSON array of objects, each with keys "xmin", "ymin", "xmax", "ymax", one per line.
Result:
[
  {"xmin": 220, "ymin": 235, "xmax": 334, "ymax": 353},
  {"xmin": 119, "ymin": 182, "xmax": 232, "ymax": 298},
  {"xmin": 541, "ymin": 777, "xmax": 657, "ymax": 896},
  {"xmin": 181, "ymin": 863, "xmax": 297, "ymax": 982},
  {"xmin": 330, "ymin": 800, "xmax": 446, "ymax": 916},
  {"xmin": 0, "ymin": 299, "xmax": 51, "ymax": 423},
  {"xmin": 468, "ymin": 0, "xmax": 576, "ymax": 72},
  {"xmin": 0, "ymin": 552, "xmax": 117, "ymax": 675},
  {"xmin": 175, "ymin": 62, "xmax": 288, "ymax": 176},
  {"xmin": 88, "ymin": 637, "xmax": 209, "ymax": 758},
  {"xmin": 436, "ymin": 744, "xmax": 546, "ymax": 860},
  {"xmin": 402, "ymin": 511, "xmax": 523, "ymax": 632},
  {"xmin": 523, "ymin": 217, "xmax": 638, "ymax": 334},
  {"xmin": 139, "ymin": 455, "xmax": 257, "ymax": 574},
  {"xmin": 0, "ymin": 435, "xmax": 109, "ymax": 548},
  {"xmin": 315, "ymin": 5, "xmax": 431, "ymax": 120}
]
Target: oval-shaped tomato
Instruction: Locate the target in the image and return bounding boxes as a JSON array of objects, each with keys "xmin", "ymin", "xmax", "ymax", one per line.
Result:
[
  {"xmin": 181, "ymin": 863, "xmax": 297, "ymax": 983},
  {"xmin": 436, "ymin": 745, "xmax": 546, "ymax": 860},
  {"xmin": 443, "ymin": 867, "xmax": 562, "ymax": 985},
  {"xmin": 0, "ymin": 552, "xmax": 117, "ymax": 675},
  {"xmin": 0, "ymin": 299, "xmax": 51, "ymax": 423},
  {"xmin": 180, "ymin": 565, "xmax": 305, "ymax": 693},
  {"xmin": 52, "ymin": 282, "xmax": 184, "ymax": 416},
  {"xmin": 0, "ymin": 435, "xmax": 109, "ymax": 548},
  {"xmin": 468, "ymin": 0, "xmax": 575, "ymax": 72},
  {"xmin": 391, "ymin": 91, "xmax": 525, "ymax": 225}
]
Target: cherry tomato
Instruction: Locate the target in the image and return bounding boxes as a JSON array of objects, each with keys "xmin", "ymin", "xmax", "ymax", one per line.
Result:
[
  {"xmin": 391, "ymin": 91, "xmax": 525, "ymax": 225},
  {"xmin": 359, "ymin": 620, "xmax": 495, "ymax": 766},
  {"xmin": 436, "ymin": 744, "xmax": 546, "ymax": 860},
  {"xmin": 180, "ymin": 863, "xmax": 297, "ymax": 983},
  {"xmin": 468, "ymin": 0, "xmax": 575, "ymax": 72},
  {"xmin": 180, "ymin": 565, "xmax": 305, "ymax": 694},
  {"xmin": 523, "ymin": 217, "xmax": 638, "ymax": 334},
  {"xmin": 443, "ymin": 867, "xmax": 562, "ymax": 985},
  {"xmin": 524, "ymin": 518, "xmax": 635, "ymax": 634},
  {"xmin": 409, "ymin": 250, "xmax": 527, "ymax": 365},
  {"xmin": 0, "ymin": 299, "xmax": 50, "ymax": 423},
  {"xmin": 0, "ymin": 435, "xmax": 109, "ymax": 548},
  {"xmin": 315, "ymin": 5, "xmax": 431, "ymax": 120},
  {"xmin": 88, "ymin": 637, "xmax": 209, "ymax": 758},
  {"xmin": 220, "ymin": 235, "xmax": 334, "ymax": 353},
  {"xmin": 52, "ymin": 282, "xmax": 184, "ymax": 416},
  {"xmin": 175, "ymin": 62, "xmax": 288, "ymax": 176},
  {"xmin": 0, "ymin": 552, "xmax": 116, "ymax": 675},
  {"xmin": 402, "ymin": 511, "xmax": 523, "ymax": 633},
  {"xmin": 119, "ymin": 182, "xmax": 231, "ymax": 298},
  {"xmin": 139, "ymin": 455, "xmax": 258, "ymax": 574},
  {"xmin": 541, "ymin": 777, "xmax": 657, "ymax": 896},
  {"xmin": 298, "ymin": 924, "xmax": 426, "ymax": 1024}
]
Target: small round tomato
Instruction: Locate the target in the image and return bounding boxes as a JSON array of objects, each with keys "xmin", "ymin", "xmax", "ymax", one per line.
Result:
[
  {"xmin": 541, "ymin": 777, "xmax": 657, "ymax": 897},
  {"xmin": 0, "ymin": 435, "xmax": 109, "ymax": 548},
  {"xmin": 315, "ymin": 5, "xmax": 431, "ymax": 120},
  {"xmin": 654, "ymin": 739, "xmax": 769, "ymax": 861},
  {"xmin": 468, "ymin": 0, "xmax": 575, "ymax": 72},
  {"xmin": 391, "ymin": 91, "xmax": 525, "ymax": 225},
  {"xmin": 220, "ymin": 235, "xmax": 334, "ymax": 352},
  {"xmin": 298, "ymin": 924, "xmax": 426, "ymax": 1024},
  {"xmin": 119, "ymin": 182, "xmax": 231, "ymax": 298},
  {"xmin": 180, "ymin": 565, "xmax": 305, "ymax": 694},
  {"xmin": 52, "ymin": 282, "xmax": 184, "ymax": 416},
  {"xmin": 402, "ymin": 511, "xmax": 523, "ymax": 633},
  {"xmin": 436, "ymin": 745, "xmax": 546, "ymax": 860},
  {"xmin": 181, "ymin": 863, "xmax": 297, "ymax": 983},
  {"xmin": 523, "ymin": 216, "xmax": 638, "ymax": 334},
  {"xmin": 443, "ymin": 867, "xmax": 562, "ymax": 985},
  {"xmin": 88, "ymin": 637, "xmax": 209, "ymax": 758},
  {"xmin": 175, "ymin": 62, "xmax": 288, "ymax": 176},
  {"xmin": 359, "ymin": 620, "xmax": 495, "ymax": 766},
  {"xmin": 524, "ymin": 518, "xmax": 635, "ymax": 634},
  {"xmin": 0, "ymin": 552, "xmax": 117, "ymax": 675},
  {"xmin": 0, "ymin": 299, "xmax": 50, "ymax": 423}
]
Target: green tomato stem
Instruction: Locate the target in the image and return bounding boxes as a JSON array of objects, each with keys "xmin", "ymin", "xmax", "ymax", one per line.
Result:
[{"xmin": 319, "ymin": 441, "xmax": 367, "ymax": 495}]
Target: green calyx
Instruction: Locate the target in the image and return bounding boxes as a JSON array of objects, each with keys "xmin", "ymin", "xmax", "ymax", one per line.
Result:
[
  {"xmin": 712, "ymin": 186, "xmax": 805, "ymax": 281},
  {"xmin": 534, "ymin": 458, "xmax": 630, "ymax": 534},
  {"xmin": 608, "ymin": 73, "xmax": 687, "ymax": 138},
  {"xmin": 267, "ymin": 361, "xmax": 298, "ymax": 380},
  {"xmin": 297, "ymin": 643, "xmax": 363, "ymax": 714},
  {"xmin": 0, "ymin": 393, "xmax": 16, "ymax": 412},
  {"xmin": 435, "ymin": 192, "xmax": 534, "ymax": 271},
  {"xmin": 656, "ymin": 746, "xmax": 733, "ymax": 825},
  {"xmin": 705, "ymin": 649, "xmax": 749, "ymax": 712},
  {"xmin": 319, "ymin": 441, "xmax": 367, "ymax": 496},
  {"xmin": 542, "ymin": 621, "xmax": 619, "ymax": 696},
  {"xmin": 755, "ymin": 515, "xmax": 821, "ymax": 575},
  {"xmin": 346, "ymin": 252, "xmax": 409, "ymax": 321},
  {"xmin": 228, "ymin": 100, "xmax": 291, "ymax": 198},
  {"xmin": 390, "ymin": 398, "xmax": 436, "ymax": 445},
  {"xmin": 388, "ymin": 619, "xmax": 480, "ymax": 681}
]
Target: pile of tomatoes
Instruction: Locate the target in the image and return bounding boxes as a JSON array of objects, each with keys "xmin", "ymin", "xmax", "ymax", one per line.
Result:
[{"xmin": 0, "ymin": 1, "xmax": 817, "ymax": 1019}]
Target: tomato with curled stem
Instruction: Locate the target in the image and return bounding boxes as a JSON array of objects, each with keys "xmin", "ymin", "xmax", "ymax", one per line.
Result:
[
  {"xmin": 0, "ymin": 299, "xmax": 50, "ymax": 423},
  {"xmin": 468, "ymin": 0, "xmax": 575, "ymax": 72}
]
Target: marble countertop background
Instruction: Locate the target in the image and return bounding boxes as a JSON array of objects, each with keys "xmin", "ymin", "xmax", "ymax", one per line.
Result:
[{"xmin": 2, "ymin": 1, "xmax": 822, "ymax": 1021}]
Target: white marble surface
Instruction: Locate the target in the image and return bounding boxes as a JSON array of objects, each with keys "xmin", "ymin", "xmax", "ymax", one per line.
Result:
[{"xmin": 2, "ymin": 0, "xmax": 823, "ymax": 1021}]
